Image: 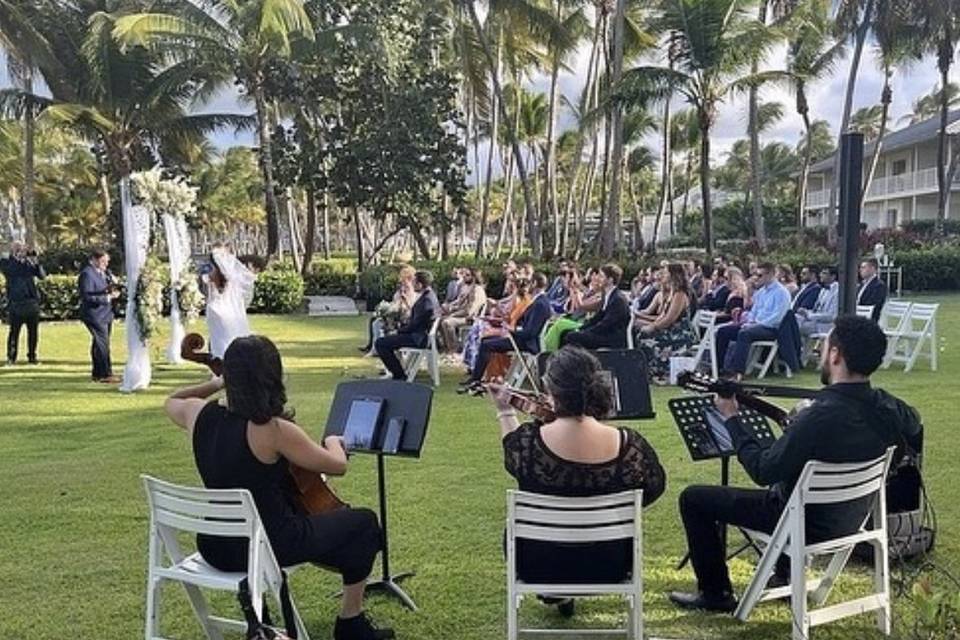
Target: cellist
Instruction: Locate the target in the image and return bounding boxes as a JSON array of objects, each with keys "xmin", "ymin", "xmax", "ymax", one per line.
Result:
[{"xmin": 164, "ymin": 334, "xmax": 395, "ymax": 640}]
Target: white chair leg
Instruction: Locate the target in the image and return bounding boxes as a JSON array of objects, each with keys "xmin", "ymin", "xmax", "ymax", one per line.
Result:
[
  {"xmin": 757, "ymin": 346, "xmax": 778, "ymax": 379},
  {"xmin": 181, "ymin": 582, "xmax": 226, "ymax": 640},
  {"xmin": 811, "ymin": 547, "xmax": 854, "ymax": 606},
  {"xmin": 875, "ymin": 538, "xmax": 892, "ymax": 635},
  {"xmin": 507, "ymin": 592, "xmax": 518, "ymax": 640},
  {"xmin": 429, "ymin": 351, "xmax": 440, "ymax": 386},
  {"xmin": 931, "ymin": 324, "xmax": 938, "ymax": 372},
  {"xmin": 145, "ymin": 575, "xmax": 161, "ymax": 640},
  {"xmin": 735, "ymin": 536, "xmax": 785, "ymax": 621},
  {"xmin": 790, "ymin": 551, "xmax": 809, "ymax": 640}
]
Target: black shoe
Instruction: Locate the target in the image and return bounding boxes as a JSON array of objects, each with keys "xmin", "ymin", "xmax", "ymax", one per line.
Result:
[
  {"xmin": 358, "ymin": 345, "xmax": 371, "ymax": 353},
  {"xmin": 668, "ymin": 590, "xmax": 738, "ymax": 613},
  {"xmin": 766, "ymin": 572, "xmax": 789, "ymax": 590},
  {"xmin": 28, "ymin": 358, "xmax": 39, "ymax": 365},
  {"xmin": 333, "ymin": 613, "xmax": 395, "ymax": 640},
  {"xmin": 536, "ymin": 595, "xmax": 575, "ymax": 617},
  {"xmin": 456, "ymin": 380, "xmax": 480, "ymax": 394}
]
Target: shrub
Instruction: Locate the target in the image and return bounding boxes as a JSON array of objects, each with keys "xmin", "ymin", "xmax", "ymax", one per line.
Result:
[
  {"xmin": 897, "ymin": 246, "xmax": 960, "ymax": 291},
  {"xmin": 38, "ymin": 275, "xmax": 82, "ymax": 320},
  {"xmin": 250, "ymin": 263, "xmax": 305, "ymax": 314},
  {"xmin": 303, "ymin": 261, "xmax": 357, "ymax": 297}
]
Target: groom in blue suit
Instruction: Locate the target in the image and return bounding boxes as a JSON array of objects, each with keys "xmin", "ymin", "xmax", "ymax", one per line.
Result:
[{"xmin": 78, "ymin": 249, "xmax": 119, "ymax": 382}]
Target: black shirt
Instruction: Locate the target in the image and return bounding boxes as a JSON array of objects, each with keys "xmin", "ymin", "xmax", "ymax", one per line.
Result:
[
  {"xmin": 726, "ymin": 382, "xmax": 921, "ymax": 538},
  {"xmin": 0, "ymin": 255, "xmax": 45, "ymax": 304}
]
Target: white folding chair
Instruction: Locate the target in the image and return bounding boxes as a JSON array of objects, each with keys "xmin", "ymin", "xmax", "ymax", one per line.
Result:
[
  {"xmin": 400, "ymin": 317, "xmax": 441, "ymax": 386},
  {"xmin": 142, "ymin": 475, "xmax": 310, "ymax": 640},
  {"xmin": 884, "ymin": 302, "xmax": 939, "ymax": 372},
  {"xmin": 688, "ymin": 311, "xmax": 719, "ymax": 378},
  {"xmin": 626, "ymin": 314, "xmax": 636, "ymax": 350},
  {"xmin": 856, "ymin": 305, "xmax": 875, "ymax": 319},
  {"xmin": 801, "ymin": 330, "xmax": 830, "ymax": 368},
  {"xmin": 734, "ymin": 448, "xmax": 896, "ymax": 640},
  {"xmin": 745, "ymin": 340, "xmax": 787, "ymax": 379},
  {"xmin": 506, "ymin": 490, "xmax": 644, "ymax": 639}
]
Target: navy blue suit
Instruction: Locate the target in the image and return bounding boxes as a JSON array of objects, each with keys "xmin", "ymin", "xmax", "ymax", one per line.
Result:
[
  {"xmin": 470, "ymin": 292, "xmax": 551, "ymax": 382},
  {"xmin": 78, "ymin": 264, "xmax": 115, "ymax": 379},
  {"xmin": 376, "ymin": 288, "xmax": 439, "ymax": 380},
  {"xmin": 857, "ymin": 277, "xmax": 887, "ymax": 322},
  {"xmin": 792, "ymin": 282, "xmax": 821, "ymax": 312},
  {"xmin": 702, "ymin": 283, "xmax": 731, "ymax": 312}
]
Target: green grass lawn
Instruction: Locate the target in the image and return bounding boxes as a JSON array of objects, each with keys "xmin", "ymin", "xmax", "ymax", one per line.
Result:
[{"xmin": 0, "ymin": 296, "xmax": 957, "ymax": 639}]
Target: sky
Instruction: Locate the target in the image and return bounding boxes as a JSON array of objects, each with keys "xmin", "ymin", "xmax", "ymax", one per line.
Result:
[{"xmin": 0, "ymin": 37, "xmax": 948, "ymax": 179}]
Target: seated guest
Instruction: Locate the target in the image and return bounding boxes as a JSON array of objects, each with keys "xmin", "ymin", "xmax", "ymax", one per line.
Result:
[
  {"xmin": 669, "ymin": 316, "xmax": 921, "ymax": 613},
  {"xmin": 443, "ymin": 266, "xmax": 463, "ymax": 304},
  {"xmin": 460, "ymin": 273, "xmax": 551, "ymax": 393},
  {"xmin": 714, "ymin": 266, "xmax": 747, "ymax": 324},
  {"xmin": 438, "ymin": 268, "xmax": 487, "ymax": 353},
  {"xmin": 687, "ymin": 260, "xmax": 705, "ymax": 299},
  {"xmin": 358, "ymin": 265, "xmax": 415, "ymax": 354},
  {"xmin": 489, "ymin": 346, "xmax": 666, "ymax": 615},
  {"xmin": 636, "ymin": 263, "xmax": 698, "ymax": 381},
  {"xmin": 164, "ymin": 336, "xmax": 393, "ymax": 640},
  {"xmin": 562, "ymin": 263, "xmax": 630, "ymax": 350},
  {"xmin": 541, "ymin": 269, "xmax": 602, "ymax": 352},
  {"xmin": 797, "ymin": 266, "xmax": 839, "ymax": 337},
  {"xmin": 462, "ymin": 274, "xmax": 521, "ymax": 374},
  {"xmin": 792, "ymin": 264, "xmax": 821, "ymax": 312},
  {"xmin": 857, "ymin": 257, "xmax": 887, "ymax": 321},
  {"xmin": 700, "ymin": 266, "xmax": 730, "ymax": 312},
  {"xmin": 375, "ymin": 270, "xmax": 439, "ymax": 380},
  {"xmin": 545, "ymin": 260, "xmax": 572, "ymax": 304},
  {"xmin": 475, "ymin": 277, "xmax": 534, "ymax": 381},
  {"xmin": 776, "ymin": 264, "xmax": 798, "ymax": 296},
  {"xmin": 517, "ymin": 260, "xmax": 535, "ymax": 281},
  {"xmin": 630, "ymin": 269, "xmax": 659, "ymax": 313},
  {"xmin": 714, "ymin": 262, "xmax": 791, "ymax": 378}
]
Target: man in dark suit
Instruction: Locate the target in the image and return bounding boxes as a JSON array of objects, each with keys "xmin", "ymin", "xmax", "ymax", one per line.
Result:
[
  {"xmin": 791, "ymin": 264, "xmax": 821, "ymax": 312},
  {"xmin": 78, "ymin": 249, "xmax": 120, "ymax": 382},
  {"xmin": 459, "ymin": 272, "xmax": 551, "ymax": 393},
  {"xmin": 375, "ymin": 270, "xmax": 440, "ymax": 380},
  {"xmin": 857, "ymin": 258, "xmax": 887, "ymax": 322},
  {"xmin": 2, "ymin": 241, "xmax": 46, "ymax": 365},
  {"xmin": 700, "ymin": 266, "xmax": 731, "ymax": 312},
  {"xmin": 562, "ymin": 263, "xmax": 630, "ymax": 350}
]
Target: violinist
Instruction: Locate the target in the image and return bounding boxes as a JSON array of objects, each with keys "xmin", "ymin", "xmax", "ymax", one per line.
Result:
[
  {"xmin": 163, "ymin": 335, "xmax": 395, "ymax": 640},
  {"xmin": 669, "ymin": 315, "xmax": 922, "ymax": 614},
  {"xmin": 488, "ymin": 346, "xmax": 666, "ymax": 617}
]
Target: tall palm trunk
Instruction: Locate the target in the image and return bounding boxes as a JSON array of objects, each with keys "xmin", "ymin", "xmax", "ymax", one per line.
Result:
[
  {"xmin": 936, "ymin": 39, "xmax": 953, "ymax": 228},
  {"xmin": 796, "ymin": 83, "xmax": 812, "ymax": 227},
  {"xmin": 470, "ymin": 103, "xmax": 485, "ymax": 245},
  {"xmin": 496, "ymin": 147, "xmax": 515, "ymax": 255},
  {"xmin": 829, "ymin": 0, "xmax": 875, "ymax": 235},
  {"xmin": 254, "ymin": 83, "xmax": 281, "ymax": 258},
  {"xmin": 478, "ymin": 35, "xmax": 503, "ymax": 258},
  {"xmin": 302, "ymin": 187, "xmax": 317, "ymax": 277},
  {"xmin": 698, "ymin": 111, "xmax": 714, "ymax": 256},
  {"xmin": 466, "ymin": 0, "xmax": 540, "ymax": 256},
  {"xmin": 862, "ymin": 66, "xmax": 892, "ymax": 209},
  {"xmin": 544, "ymin": 0, "xmax": 562, "ymax": 257},
  {"xmin": 747, "ymin": 1, "xmax": 768, "ymax": 248},
  {"xmin": 601, "ymin": 0, "xmax": 627, "ymax": 258},
  {"xmin": 21, "ymin": 99, "xmax": 36, "ymax": 246},
  {"xmin": 651, "ymin": 37, "xmax": 675, "ymax": 252}
]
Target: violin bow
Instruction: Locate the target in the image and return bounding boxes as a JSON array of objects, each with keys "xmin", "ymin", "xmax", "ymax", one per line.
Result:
[{"xmin": 505, "ymin": 331, "xmax": 543, "ymax": 396}]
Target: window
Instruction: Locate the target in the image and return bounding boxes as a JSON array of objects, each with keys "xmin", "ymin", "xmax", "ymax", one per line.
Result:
[
  {"xmin": 886, "ymin": 208, "xmax": 898, "ymax": 228},
  {"xmin": 892, "ymin": 159, "xmax": 907, "ymax": 175}
]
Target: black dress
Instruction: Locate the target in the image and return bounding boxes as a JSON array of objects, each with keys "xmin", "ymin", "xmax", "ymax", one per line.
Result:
[
  {"xmin": 192, "ymin": 402, "xmax": 382, "ymax": 585},
  {"xmin": 502, "ymin": 422, "xmax": 666, "ymax": 583}
]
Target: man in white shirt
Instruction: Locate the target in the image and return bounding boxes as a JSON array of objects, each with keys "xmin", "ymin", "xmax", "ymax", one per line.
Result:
[{"xmin": 797, "ymin": 267, "xmax": 839, "ymax": 337}]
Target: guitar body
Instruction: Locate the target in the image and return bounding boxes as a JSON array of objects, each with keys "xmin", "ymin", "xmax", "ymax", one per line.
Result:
[{"xmin": 288, "ymin": 464, "xmax": 347, "ymax": 514}]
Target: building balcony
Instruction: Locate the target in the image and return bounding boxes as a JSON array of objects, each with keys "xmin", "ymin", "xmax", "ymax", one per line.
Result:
[{"xmin": 804, "ymin": 167, "xmax": 960, "ymax": 210}]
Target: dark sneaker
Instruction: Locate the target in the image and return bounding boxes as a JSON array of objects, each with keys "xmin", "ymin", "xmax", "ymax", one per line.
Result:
[
  {"xmin": 333, "ymin": 613, "xmax": 395, "ymax": 640},
  {"xmin": 668, "ymin": 590, "xmax": 738, "ymax": 613}
]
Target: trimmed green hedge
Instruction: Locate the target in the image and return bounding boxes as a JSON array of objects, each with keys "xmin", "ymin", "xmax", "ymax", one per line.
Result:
[{"xmin": 249, "ymin": 264, "xmax": 305, "ymax": 314}]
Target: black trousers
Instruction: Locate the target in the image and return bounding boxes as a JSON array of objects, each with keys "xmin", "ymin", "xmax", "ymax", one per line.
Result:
[
  {"xmin": 375, "ymin": 333, "xmax": 420, "ymax": 380},
  {"xmin": 561, "ymin": 329, "xmax": 616, "ymax": 350},
  {"xmin": 82, "ymin": 317, "xmax": 113, "ymax": 379},
  {"xmin": 679, "ymin": 485, "xmax": 786, "ymax": 595},
  {"xmin": 6, "ymin": 301, "xmax": 40, "ymax": 363},
  {"xmin": 470, "ymin": 336, "xmax": 513, "ymax": 381}
]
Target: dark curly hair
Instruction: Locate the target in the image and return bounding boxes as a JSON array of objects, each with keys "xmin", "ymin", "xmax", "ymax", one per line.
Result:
[
  {"xmin": 543, "ymin": 346, "xmax": 614, "ymax": 419},
  {"xmin": 827, "ymin": 315, "xmax": 888, "ymax": 376},
  {"xmin": 223, "ymin": 335, "xmax": 294, "ymax": 424}
]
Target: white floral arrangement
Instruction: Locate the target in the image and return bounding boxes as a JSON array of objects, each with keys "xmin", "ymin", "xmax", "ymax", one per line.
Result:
[
  {"xmin": 134, "ymin": 255, "xmax": 165, "ymax": 343},
  {"xmin": 176, "ymin": 267, "xmax": 205, "ymax": 324},
  {"xmin": 130, "ymin": 168, "xmax": 199, "ymax": 225}
]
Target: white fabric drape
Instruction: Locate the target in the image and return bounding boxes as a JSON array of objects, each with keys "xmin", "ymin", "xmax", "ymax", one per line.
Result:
[
  {"xmin": 163, "ymin": 213, "xmax": 190, "ymax": 363},
  {"xmin": 206, "ymin": 248, "xmax": 255, "ymax": 358},
  {"xmin": 120, "ymin": 177, "xmax": 152, "ymax": 392}
]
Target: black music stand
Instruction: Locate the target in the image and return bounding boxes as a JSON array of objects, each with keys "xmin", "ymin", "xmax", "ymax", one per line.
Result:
[
  {"xmin": 668, "ymin": 395, "xmax": 776, "ymax": 569},
  {"xmin": 324, "ymin": 380, "xmax": 433, "ymax": 611}
]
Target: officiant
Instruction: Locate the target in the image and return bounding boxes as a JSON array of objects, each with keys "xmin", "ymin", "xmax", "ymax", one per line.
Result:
[{"xmin": 78, "ymin": 248, "xmax": 119, "ymax": 383}]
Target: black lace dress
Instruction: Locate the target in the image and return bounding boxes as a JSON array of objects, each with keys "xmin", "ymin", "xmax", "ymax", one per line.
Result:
[{"xmin": 503, "ymin": 421, "xmax": 666, "ymax": 583}]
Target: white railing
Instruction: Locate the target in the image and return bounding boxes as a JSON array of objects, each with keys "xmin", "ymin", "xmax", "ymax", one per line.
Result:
[{"xmin": 805, "ymin": 167, "xmax": 960, "ymax": 209}]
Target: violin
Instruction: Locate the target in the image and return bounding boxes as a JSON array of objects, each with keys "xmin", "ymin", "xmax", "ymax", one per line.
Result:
[
  {"xmin": 676, "ymin": 370, "xmax": 817, "ymax": 428},
  {"xmin": 498, "ymin": 386, "xmax": 556, "ymax": 422},
  {"xmin": 179, "ymin": 334, "xmax": 346, "ymax": 515}
]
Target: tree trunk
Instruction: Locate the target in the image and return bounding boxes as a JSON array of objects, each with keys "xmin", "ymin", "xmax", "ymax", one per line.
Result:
[
  {"xmin": 626, "ymin": 160, "xmax": 643, "ymax": 252},
  {"xmin": 829, "ymin": 0, "xmax": 874, "ymax": 237},
  {"xmin": 302, "ymin": 187, "xmax": 317, "ymax": 276},
  {"xmin": 21, "ymin": 98, "xmax": 36, "ymax": 246},
  {"xmin": 466, "ymin": 0, "xmax": 540, "ymax": 256},
  {"xmin": 936, "ymin": 40, "xmax": 953, "ymax": 228},
  {"xmin": 478, "ymin": 35, "xmax": 503, "ymax": 259},
  {"xmin": 470, "ymin": 103, "xmax": 484, "ymax": 246},
  {"xmin": 796, "ymin": 83, "xmax": 812, "ymax": 228},
  {"xmin": 747, "ymin": 1, "xmax": 768, "ymax": 248},
  {"xmin": 496, "ymin": 147, "xmax": 515, "ymax": 255},
  {"xmin": 353, "ymin": 207, "xmax": 365, "ymax": 272},
  {"xmin": 699, "ymin": 114, "xmax": 714, "ymax": 257},
  {"xmin": 651, "ymin": 38, "xmax": 674, "ymax": 252},
  {"xmin": 681, "ymin": 150, "xmax": 694, "ymax": 227},
  {"xmin": 601, "ymin": 0, "xmax": 627, "ymax": 258},
  {"xmin": 861, "ymin": 68, "xmax": 892, "ymax": 210},
  {"xmin": 100, "ymin": 174, "xmax": 111, "ymax": 229},
  {"xmin": 544, "ymin": 0, "xmax": 562, "ymax": 257},
  {"xmin": 411, "ymin": 223, "xmax": 432, "ymax": 260},
  {"xmin": 321, "ymin": 190, "xmax": 331, "ymax": 259},
  {"xmin": 254, "ymin": 84, "xmax": 281, "ymax": 258}
]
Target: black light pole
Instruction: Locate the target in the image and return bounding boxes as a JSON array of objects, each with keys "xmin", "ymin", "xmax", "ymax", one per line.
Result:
[{"xmin": 837, "ymin": 132, "xmax": 864, "ymax": 316}]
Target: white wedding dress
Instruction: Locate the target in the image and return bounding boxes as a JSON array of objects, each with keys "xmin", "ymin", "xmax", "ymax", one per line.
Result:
[{"xmin": 205, "ymin": 249, "xmax": 255, "ymax": 358}]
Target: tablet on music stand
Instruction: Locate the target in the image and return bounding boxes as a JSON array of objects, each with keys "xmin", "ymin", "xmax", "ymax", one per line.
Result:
[{"xmin": 342, "ymin": 397, "xmax": 385, "ymax": 452}]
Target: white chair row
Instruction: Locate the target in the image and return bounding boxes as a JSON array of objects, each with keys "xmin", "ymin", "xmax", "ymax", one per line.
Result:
[{"xmin": 400, "ymin": 317, "xmax": 441, "ymax": 386}]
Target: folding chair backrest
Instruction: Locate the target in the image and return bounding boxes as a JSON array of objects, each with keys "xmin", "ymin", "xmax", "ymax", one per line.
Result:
[
  {"xmin": 508, "ymin": 489, "xmax": 641, "ymax": 544},
  {"xmin": 905, "ymin": 303, "xmax": 938, "ymax": 330},
  {"xmin": 878, "ymin": 301, "xmax": 912, "ymax": 332},
  {"xmin": 143, "ymin": 475, "xmax": 257, "ymax": 540},
  {"xmin": 855, "ymin": 305, "xmax": 874, "ymax": 319},
  {"xmin": 626, "ymin": 314, "xmax": 635, "ymax": 350},
  {"xmin": 798, "ymin": 450, "xmax": 893, "ymax": 506},
  {"xmin": 427, "ymin": 317, "xmax": 441, "ymax": 349},
  {"xmin": 693, "ymin": 310, "xmax": 718, "ymax": 336}
]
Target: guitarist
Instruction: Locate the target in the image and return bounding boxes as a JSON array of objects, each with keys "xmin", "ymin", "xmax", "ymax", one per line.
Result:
[
  {"xmin": 669, "ymin": 315, "xmax": 922, "ymax": 614},
  {"xmin": 164, "ymin": 335, "xmax": 395, "ymax": 640}
]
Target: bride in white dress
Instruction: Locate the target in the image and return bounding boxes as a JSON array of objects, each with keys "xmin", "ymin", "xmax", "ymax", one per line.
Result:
[{"xmin": 204, "ymin": 246, "xmax": 256, "ymax": 358}]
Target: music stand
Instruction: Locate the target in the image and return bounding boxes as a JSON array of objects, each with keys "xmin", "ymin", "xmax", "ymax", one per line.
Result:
[
  {"xmin": 668, "ymin": 395, "xmax": 775, "ymax": 568},
  {"xmin": 324, "ymin": 380, "xmax": 433, "ymax": 611}
]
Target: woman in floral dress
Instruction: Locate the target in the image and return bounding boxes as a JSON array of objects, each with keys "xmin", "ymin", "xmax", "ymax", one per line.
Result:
[{"xmin": 635, "ymin": 262, "xmax": 697, "ymax": 382}]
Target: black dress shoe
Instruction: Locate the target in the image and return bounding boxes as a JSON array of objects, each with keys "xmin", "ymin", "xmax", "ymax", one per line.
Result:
[
  {"xmin": 333, "ymin": 612, "xmax": 395, "ymax": 640},
  {"xmin": 668, "ymin": 590, "xmax": 738, "ymax": 613},
  {"xmin": 456, "ymin": 380, "xmax": 480, "ymax": 394}
]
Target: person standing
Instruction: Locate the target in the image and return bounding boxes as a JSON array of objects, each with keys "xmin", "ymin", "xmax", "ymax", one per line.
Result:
[
  {"xmin": 78, "ymin": 249, "xmax": 120, "ymax": 383},
  {"xmin": 375, "ymin": 270, "xmax": 439, "ymax": 381},
  {"xmin": 204, "ymin": 246, "xmax": 256, "ymax": 359},
  {"xmin": 2, "ymin": 241, "xmax": 46, "ymax": 365}
]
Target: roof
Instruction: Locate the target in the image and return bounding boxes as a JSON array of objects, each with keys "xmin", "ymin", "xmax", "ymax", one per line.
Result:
[{"xmin": 809, "ymin": 109, "xmax": 960, "ymax": 174}]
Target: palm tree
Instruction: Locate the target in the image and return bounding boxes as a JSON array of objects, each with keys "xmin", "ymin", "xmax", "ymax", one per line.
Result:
[
  {"xmin": 901, "ymin": 82, "xmax": 960, "ymax": 125},
  {"xmin": 113, "ymin": 0, "xmax": 315, "ymax": 258},
  {"xmin": 670, "ymin": 108, "xmax": 701, "ymax": 234},
  {"xmin": 620, "ymin": 106, "xmax": 658, "ymax": 252},
  {"xmin": 783, "ymin": 0, "xmax": 845, "ymax": 223},
  {"xmin": 849, "ymin": 105, "xmax": 886, "ymax": 141},
  {"xmin": 619, "ymin": 0, "xmax": 770, "ymax": 256}
]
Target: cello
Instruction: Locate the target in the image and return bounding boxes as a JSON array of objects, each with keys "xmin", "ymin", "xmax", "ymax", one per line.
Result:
[{"xmin": 180, "ymin": 333, "xmax": 346, "ymax": 514}]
